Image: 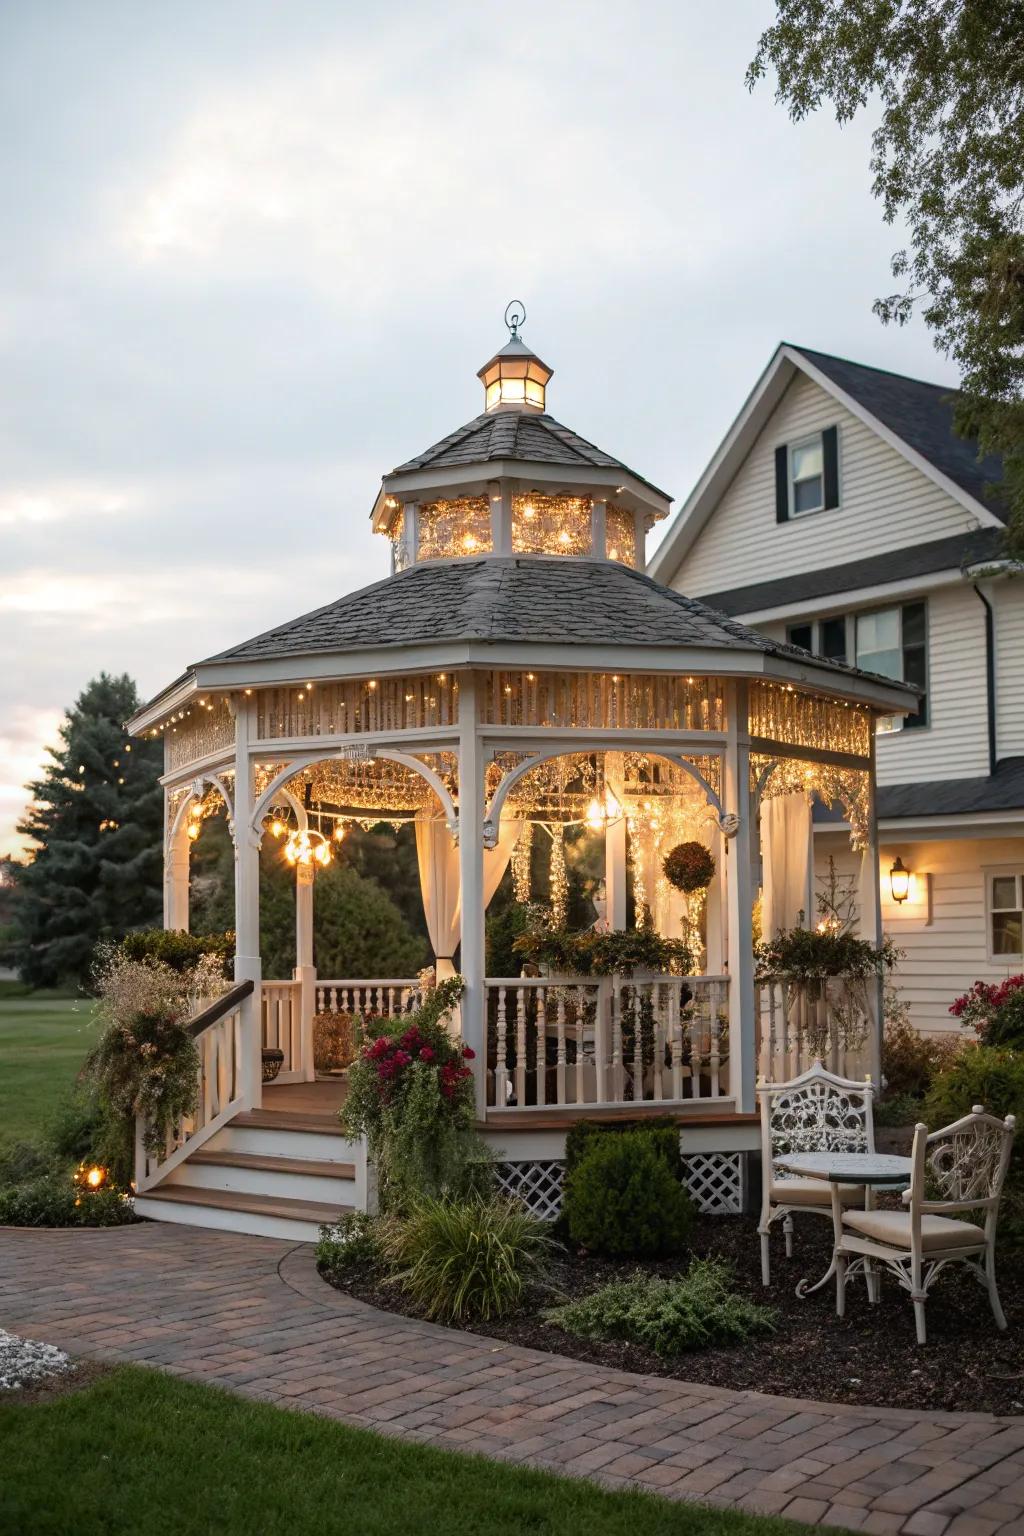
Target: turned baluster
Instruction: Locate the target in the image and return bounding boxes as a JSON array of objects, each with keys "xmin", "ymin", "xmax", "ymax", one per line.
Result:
[
  {"xmin": 494, "ymin": 986, "xmax": 508, "ymax": 1106},
  {"xmin": 515, "ymin": 986, "xmax": 527, "ymax": 1106}
]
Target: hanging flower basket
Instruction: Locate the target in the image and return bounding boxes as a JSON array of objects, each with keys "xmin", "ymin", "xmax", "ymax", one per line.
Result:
[{"xmin": 261, "ymin": 1047, "xmax": 285, "ymax": 1083}]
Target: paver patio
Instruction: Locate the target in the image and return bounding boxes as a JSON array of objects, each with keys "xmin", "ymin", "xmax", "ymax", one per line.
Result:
[{"xmin": 2, "ymin": 1224, "xmax": 1023, "ymax": 1533}]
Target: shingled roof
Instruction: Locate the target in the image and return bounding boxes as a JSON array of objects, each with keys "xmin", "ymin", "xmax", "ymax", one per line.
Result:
[
  {"xmin": 388, "ymin": 411, "xmax": 672, "ymax": 501},
  {"xmin": 197, "ymin": 556, "xmax": 913, "ymax": 703},
  {"xmin": 792, "ymin": 346, "xmax": 1007, "ymax": 522}
]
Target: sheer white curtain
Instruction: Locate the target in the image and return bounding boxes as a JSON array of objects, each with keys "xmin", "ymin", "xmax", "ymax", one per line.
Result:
[
  {"xmin": 760, "ymin": 793, "xmax": 813, "ymax": 937},
  {"xmin": 415, "ymin": 814, "xmax": 523, "ymax": 979}
]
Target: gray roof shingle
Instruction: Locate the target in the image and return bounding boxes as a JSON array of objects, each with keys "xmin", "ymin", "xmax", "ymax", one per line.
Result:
[
  {"xmin": 792, "ymin": 346, "xmax": 1008, "ymax": 522},
  {"xmin": 695, "ymin": 528, "xmax": 1004, "ymax": 617},
  {"xmin": 816, "ymin": 757, "xmax": 1024, "ymax": 819},
  {"xmin": 389, "ymin": 411, "xmax": 671, "ymax": 501},
  {"xmin": 196, "ymin": 557, "xmax": 916, "ymax": 702}
]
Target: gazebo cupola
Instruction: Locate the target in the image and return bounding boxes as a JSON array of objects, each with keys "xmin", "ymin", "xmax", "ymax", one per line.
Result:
[{"xmin": 371, "ymin": 304, "xmax": 673, "ymax": 573}]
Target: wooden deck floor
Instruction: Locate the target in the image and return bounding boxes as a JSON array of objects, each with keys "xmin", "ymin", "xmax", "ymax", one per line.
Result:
[{"xmin": 261, "ymin": 1078, "xmax": 348, "ymax": 1117}]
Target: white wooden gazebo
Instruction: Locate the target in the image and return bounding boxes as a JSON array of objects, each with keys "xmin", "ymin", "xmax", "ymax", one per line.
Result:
[{"xmin": 127, "ymin": 311, "xmax": 919, "ymax": 1237}]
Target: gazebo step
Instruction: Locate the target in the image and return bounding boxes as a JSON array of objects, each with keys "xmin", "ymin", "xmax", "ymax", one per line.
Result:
[
  {"xmin": 187, "ymin": 1149, "xmax": 356, "ymax": 1180},
  {"xmin": 232, "ymin": 1108, "xmax": 346, "ymax": 1135},
  {"xmin": 135, "ymin": 1184, "xmax": 349, "ymax": 1242}
]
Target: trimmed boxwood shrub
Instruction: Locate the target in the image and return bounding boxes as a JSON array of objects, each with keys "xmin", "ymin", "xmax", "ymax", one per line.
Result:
[
  {"xmin": 563, "ymin": 1129, "xmax": 693, "ymax": 1258},
  {"xmin": 564, "ymin": 1117, "xmax": 682, "ymax": 1182}
]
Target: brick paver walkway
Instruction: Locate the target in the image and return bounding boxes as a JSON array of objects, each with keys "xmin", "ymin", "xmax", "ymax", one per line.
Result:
[{"xmin": 2, "ymin": 1224, "xmax": 1024, "ymax": 1533}]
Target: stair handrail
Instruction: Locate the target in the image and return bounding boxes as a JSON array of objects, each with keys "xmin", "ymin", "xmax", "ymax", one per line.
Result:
[{"xmin": 134, "ymin": 978, "xmax": 254, "ymax": 1194}]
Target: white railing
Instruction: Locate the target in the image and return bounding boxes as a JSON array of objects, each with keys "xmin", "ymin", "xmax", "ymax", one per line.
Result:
[
  {"xmin": 487, "ymin": 974, "xmax": 729, "ymax": 1110},
  {"xmin": 135, "ymin": 982, "xmax": 250, "ymax": 1193},
  {"xmin": 261, "ymin": 979, "xmax": 302, "ymax": 1079},
  {"xmin": 757, "ymin": 977, "xmax": 872, "ymax": 1083},
  {"xmin": 315, "ymin": 979, "xmax": 424, "ymax": 1019}
]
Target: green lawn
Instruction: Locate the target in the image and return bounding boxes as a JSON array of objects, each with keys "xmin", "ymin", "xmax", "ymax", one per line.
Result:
[
  {"xmin": 0, "ymin": 1366, "xmax": 803, "ymax": 1536},
  {"xmin": 0, "ymin": 995, "xmax": 97, "ymax": 1146}
]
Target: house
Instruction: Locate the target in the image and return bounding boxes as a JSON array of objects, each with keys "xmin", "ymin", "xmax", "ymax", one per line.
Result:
[
  {"xmin": 649, "ymin": 344, "xmax": 1024, "ymax": 1035},
  {"xmin": 124, "ymin": 320, "xmax": 916, "ymax": 1238}
]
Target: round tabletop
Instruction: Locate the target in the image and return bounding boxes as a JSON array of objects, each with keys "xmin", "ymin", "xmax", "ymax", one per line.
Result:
[{"xmin": 775, "ymin": 1151, "xmax": 914, "ymax": 1185}]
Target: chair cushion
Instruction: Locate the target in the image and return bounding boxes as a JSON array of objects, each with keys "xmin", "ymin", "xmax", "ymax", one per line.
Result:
[
  {"xmin": 771, "ymin": 1177, "xmax": 865, "ymax": 1207},
  {"xmin": 842, "ymin": 1210, "xmax": 985, "ymax": 1252}
]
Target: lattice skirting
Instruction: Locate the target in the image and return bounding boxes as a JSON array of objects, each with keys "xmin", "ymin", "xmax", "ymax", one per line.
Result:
[{"xmin": 494, "ymin": 1153, "xmax": 746, "ymax": 1220}]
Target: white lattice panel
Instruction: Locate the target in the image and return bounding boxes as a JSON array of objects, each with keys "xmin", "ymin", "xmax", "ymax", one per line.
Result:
[
  {"xmin": 495, "ymin": 1152, "xmax": 745, "ymax": 1219},
  {"xmin": 682, "ymin": 1153, "xmax": 745, "ymax": 1214},
  {"xmin": 494, "ymin": 1160, "xmax": 565, "ymax": 1221}
]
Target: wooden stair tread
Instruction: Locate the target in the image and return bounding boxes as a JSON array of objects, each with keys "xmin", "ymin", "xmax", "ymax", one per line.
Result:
[
  {"xmin": 231, "ymin": 1109, "xmax": 345, "ymax": 1134},
  {"xmin": 188, "ymin": 1150, "xmax": 355, "ymax": 1179},
  {"xmin": 141, "ymin": 1185, "xmax": 350, "ymax": 1224}
]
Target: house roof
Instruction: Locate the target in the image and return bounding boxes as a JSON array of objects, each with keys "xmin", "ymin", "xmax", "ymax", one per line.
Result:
[
  {"xmin": 815, "ymin": 757, "xmax": 1024, "ymax": 821},
  {"xmin": 194, "ymin": 556, "xmax": 912, "ymax": 703},
  {"xmin": 647, "ymin": 342, "xmax": 1007, "ymax": 585},
  {"xmin": 387, "ymin": 410, "xmax": 672, "ymax": 502},
  {"xmin": 793, "ymin": 347, "xmax": 1007, "ymax": 522},
  {"xmin": 694, "ymin": 528, "xmax": 1004, "ymax": 618}
]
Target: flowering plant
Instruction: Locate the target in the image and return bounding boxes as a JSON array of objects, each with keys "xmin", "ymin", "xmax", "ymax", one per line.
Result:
[
  {"xmin": 341, "ymin": 977, "xmax": 491, "ymax": 1210},
  {"xmin": 950, "ymin": 975, "xmax": 1024, "ymax": 1048}
]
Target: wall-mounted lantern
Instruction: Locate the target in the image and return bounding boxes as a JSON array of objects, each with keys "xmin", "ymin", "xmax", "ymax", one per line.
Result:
[{"xmin": 889, "ymin": 856, "xmax": 911, "ymax": 904}]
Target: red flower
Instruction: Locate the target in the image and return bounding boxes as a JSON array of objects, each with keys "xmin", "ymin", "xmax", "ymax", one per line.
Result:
[
  {"xmin": 461, "ymin": 1046, "xmax": 475, "ymax": 1060},
  {"xmin": 419, "ymin": 1047, "xmax": 435, "ymax": 1062}
]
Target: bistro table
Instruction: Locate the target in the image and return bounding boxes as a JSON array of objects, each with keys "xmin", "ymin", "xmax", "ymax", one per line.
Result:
[{"xmin": 773, "ymin": 1151, "xmax": 915, "ymax": 1299}]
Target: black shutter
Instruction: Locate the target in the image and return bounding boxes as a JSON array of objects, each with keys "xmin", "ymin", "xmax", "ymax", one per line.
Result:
[
  {"xmin": 774, "ymin": 444, "xmax": 789, "ymax": 522},
  {"xmin": 822, "ymin": 425, "xmax": 839, "ymax": 509}
]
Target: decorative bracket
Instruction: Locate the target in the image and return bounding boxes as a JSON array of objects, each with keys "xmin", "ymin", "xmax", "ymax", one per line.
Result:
[{"xmin": 716, "ymin": 812, "xmax": 740, "ymax": 838}]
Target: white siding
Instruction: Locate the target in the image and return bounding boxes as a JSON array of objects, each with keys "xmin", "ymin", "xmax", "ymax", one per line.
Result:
[
  {"xmin": 874, "ymin": 582, "xmax": 989, "ymax": 785},
  {"xmin": 995, "ymin": 578, "xmax": 1024, "ymax": 758},
  {"xmin": 676, "ymin": 371, "xmax": 983, "ymax": 597},
  {"xmin": 815, "ymin": 832, "xmax": 1024, "ymax": 1035}
]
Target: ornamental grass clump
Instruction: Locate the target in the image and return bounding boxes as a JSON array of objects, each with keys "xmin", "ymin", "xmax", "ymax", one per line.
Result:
[
  {"xmin": 563, "ymin": 1129, "xmax": 693, "ymax": 1258},
  {"xmin": 545, "ymin": 1259, "xmax": 776, "ymax": 1358},
  {"xmin": 340, "ymin": 977, "xmax": 491, "ymax": 1210},
  {"xmin": 380, "ymin": 1195, "xmax": 553, "ymax": 1323}
]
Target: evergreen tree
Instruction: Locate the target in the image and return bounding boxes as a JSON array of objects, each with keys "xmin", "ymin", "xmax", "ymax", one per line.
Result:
[{"xmin": 10, "ymin": 673, "xmax": 163, "ymax": 987}]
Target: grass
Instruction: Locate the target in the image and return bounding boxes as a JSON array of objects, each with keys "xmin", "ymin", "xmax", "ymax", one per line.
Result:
[
  {"xmin": 0, "ymin": 1365, "xmax": 804, "ymax": 1536},
  {"xmin": 0, "ymin": 995, "xmax": 97, "ymax": 1146}
]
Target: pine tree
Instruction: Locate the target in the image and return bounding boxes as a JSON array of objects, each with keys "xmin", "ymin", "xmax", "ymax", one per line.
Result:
[{"xmin": 10, "ymin": 673, "xmax": 163, "ymax": 987}]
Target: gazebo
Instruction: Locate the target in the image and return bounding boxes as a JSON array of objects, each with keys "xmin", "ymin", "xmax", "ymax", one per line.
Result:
[{"xmin": 128, "ymin": 310, "xmax": 919, "ymax": 1237}]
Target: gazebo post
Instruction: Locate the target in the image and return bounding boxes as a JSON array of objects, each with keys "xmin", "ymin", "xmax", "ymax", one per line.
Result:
[
  {"xmin": 164, "ymin": 810, "xmax": 190, "ymax": 933},
  {"xmin": 232, "ymin": 700, "xmax": 263, "ymax": 1109},
  {"xmin": 605, "ymin": 752, "xmax": 627, "ymax": 930},
  {"xmin": 724, "ymin": 680, "xmax": 756, "ymax": 1113},
  {"xmin": 457, "ymin": 671, "xmax": 487, "ymax": 1114},
  {"xmin": 294, "ymin": 861, "xmax": 317, "ymax": 1082}
]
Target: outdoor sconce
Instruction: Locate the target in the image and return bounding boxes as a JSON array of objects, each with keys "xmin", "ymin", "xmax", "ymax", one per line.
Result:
[{"xmin": 889, "ymin": 856, "xmax": 911, "ymax": 904}]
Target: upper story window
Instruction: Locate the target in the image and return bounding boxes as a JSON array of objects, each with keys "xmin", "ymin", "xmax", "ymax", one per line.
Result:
[
  {"xmin": 855, "ymin": 600, "xmax": 928, "ymax": 731},
  {"xmin": 775, "ymin": 425, "xmax": 840, "ymax": 522},
  {"xmin": 786, "ymin": 615, "xmax": 848, "ymax": 664},
  {"xmin": 989, "ymin": 872, "xmax": 1024, "ymax": 959}
]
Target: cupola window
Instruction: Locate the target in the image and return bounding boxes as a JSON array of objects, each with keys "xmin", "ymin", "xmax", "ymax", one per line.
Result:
[
  {"xmin": 512, "ymin": 494, "xmax": 592, "ymax": 556},
  {"xmin": 417, "ymin": 497, "xmax": 493, "ymax": 561},
  {"xmin": 605, "ymin": 505, "xmax": 638, "ymax": 567}
]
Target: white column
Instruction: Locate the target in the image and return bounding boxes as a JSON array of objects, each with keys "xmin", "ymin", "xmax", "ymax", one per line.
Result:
[
  {"xmin": 862, "ymin": 729, "xmax": 884, "ymax": 1089},
  {"xmin": 605, "ymin": 751, "xmax": 627, "ymax": 930},
  {"xmin": 591, "ymin": 498, "xmax": 607, "ymax": 559},
  {"xmin": 457, "ymin": 670, "xmax": 487, "ymax": 1113},
  {"xmin": 724, "ymin": 680, "xmax": 756, "ymax": 1113},
  {"xmin": 704, "ymin": 825, "xmax": 725, "ymax": 973},
  {"xmin": 294, "ymin": 860, "xmax": 316, "ymax": 1082},
  {"xmin": 232, "ymin": 699, "xmax": 262, "ymax": 1108},
  {"xmin": 633, "ymin": 510, "xmax": 647, "ymax": 574},
  {"xmin": 164, "ymin": 804, "xmax": 190, "ymax": 932}
]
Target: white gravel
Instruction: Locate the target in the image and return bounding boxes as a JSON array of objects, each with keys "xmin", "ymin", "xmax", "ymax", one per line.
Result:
[{"xmin": 0, "ymin": 1328, "xmax": 71, "ymax": 1391}]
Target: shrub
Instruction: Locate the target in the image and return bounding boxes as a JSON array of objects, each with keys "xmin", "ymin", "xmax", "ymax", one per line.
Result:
[
  {"xmin": 0, "ymin": 1175, "xmax": 135, "ymax": 1228},
  {"xmin": 117, "ymin": 928, "xmax": 234, "ymax": 977},
  {"xmin": 340, "ymin": 977, "xmax": 491, "ymax": 1211},
  {"xmin": 513, "ymin": 921, "xmax": 691, "ymax": 978},
  {"xmin": 662, "ymin": 842, "xmax": 716, "ymax": 894},
  {"xmin": 563, "ymin": 1130, "xmax": 693, "ymax": 1257},
  {"xmin": 312, "ymin": 1011, "xmax": 357, "ymax": 1073},
  {"xmin": 380, "ymin": 1195, "xmax": 552, "ymax": 1323},
  {"xmin": 882, "ymin": 1007, "xmax": 962, "ymax": 1100},
  {"xmin": 545, "ymin": 1258, "xmax": 776, "ymax": 1358},
  {"xmin": 756, "ymin": 926, "xmax": 900, "ymax": 981},
  {"xmin": 874, "ymin": 1090, "xmax": 926, "ymax": 1128},
  {"xmin": 316, "ymin": 1211, "xmax": 383, "ymax": 1276},
  {"xmin": 950, "ymin": 976, "xmax": 1024, "ymax": 1049},
  {"xmin": 564, "ymin": 1118, "xmax": 682, "ymax": 1181}
]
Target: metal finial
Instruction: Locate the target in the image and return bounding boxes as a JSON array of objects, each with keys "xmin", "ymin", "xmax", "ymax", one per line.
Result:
[{"xmin": 504, "ymin": 299, "xmax": 526, "ymax": 340}]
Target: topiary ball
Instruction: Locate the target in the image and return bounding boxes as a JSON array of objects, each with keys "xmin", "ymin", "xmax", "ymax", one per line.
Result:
[{"xmin": 662, "ymin": 841, "xmax": 716, "ymax": 895}]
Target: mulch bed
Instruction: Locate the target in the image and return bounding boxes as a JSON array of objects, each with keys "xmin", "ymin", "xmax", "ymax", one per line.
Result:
[
  {"xmin": 323, "ymin": 1215, "xmax": 1024, "ymax": 1416},
  {"xmin": 1, "ymin": 1360, "xmax": 109, "ymax": 1408}
]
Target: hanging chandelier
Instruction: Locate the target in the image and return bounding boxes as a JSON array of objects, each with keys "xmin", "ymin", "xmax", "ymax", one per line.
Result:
[{"xmin": 283, "ymin": 827, "xmax": 333, "ymax": 868}]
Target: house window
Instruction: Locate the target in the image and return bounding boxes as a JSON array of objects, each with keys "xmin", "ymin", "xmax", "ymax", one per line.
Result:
[
  {"xmin": 790, "ymin": 435, "xmax": 825, "ymax": 516},
  {"xmin": 989, "ymin": 873, "xmax": 1024, "ymax": 959},
  {"xmin": 855, "ymin": 601, "xmax": 928, "ymax": 731},
  {"xmin": 786, "ymin": 616, "xmax": 848, "ymax": 664}
]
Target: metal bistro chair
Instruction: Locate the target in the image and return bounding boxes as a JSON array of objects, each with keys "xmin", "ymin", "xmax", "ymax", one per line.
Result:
[
  {"xmin": 837, "ymin": 1105, "xmax": 1016, "ymax": 1344},
  {"xmin": 758, "ymin": 1061, "xmax": 876, "ymax": 1287}
]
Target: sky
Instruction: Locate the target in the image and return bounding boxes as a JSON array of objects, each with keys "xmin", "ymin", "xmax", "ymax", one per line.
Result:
[{"xmin": 0, "ymin": 0, "xmax": 956, "ymax": 858}]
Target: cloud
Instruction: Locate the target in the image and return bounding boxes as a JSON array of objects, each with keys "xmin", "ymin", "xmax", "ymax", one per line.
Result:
[{"xmin": 0, "ymin": 706, "xmax": 63, "ymax": 858}]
